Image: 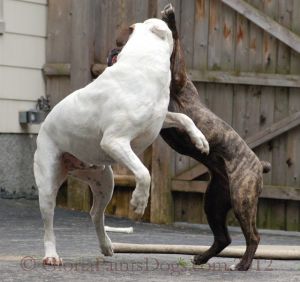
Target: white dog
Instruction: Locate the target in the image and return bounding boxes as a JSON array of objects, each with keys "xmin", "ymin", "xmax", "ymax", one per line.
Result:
[{"xmin": 34, "ymin": 18, "xmax": 209, "ymax": 265}]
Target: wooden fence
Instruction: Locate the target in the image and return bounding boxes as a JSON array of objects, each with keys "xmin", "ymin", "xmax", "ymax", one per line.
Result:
[{"xmin": 45, "ymin": 0, "xmax": 300, "ymax": 231}]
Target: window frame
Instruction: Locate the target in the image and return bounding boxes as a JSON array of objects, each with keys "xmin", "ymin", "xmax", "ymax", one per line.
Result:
[{"xmin": 0, "ymin": 0, "xmax": 5, "ymax": 35}]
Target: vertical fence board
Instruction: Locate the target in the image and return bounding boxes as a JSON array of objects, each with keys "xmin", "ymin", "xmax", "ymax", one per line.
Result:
[
  {"xmin": 268, "ymin": 0, "xmax": 293, "ymax": 230},
  {"xmin": 286, "ymin": 0, "xmax": 300, "ymax": 231},
  {"xmin": 206, "ymin": 0, "xmax": 222, "ymax": 120},
  {"xmin": 94, "ymin": 0, "xmax": 109, "ymax": 64},
  {"xmin": 232, "ymin": 13, "xmax": 249, "ymax": 138},
  {"xmin": 46, "ymin": 0, "xmax": 72, "ymax": 107},
  {"xmin": 257, "ymin": 0, "xmax": 277, "ymax": 186},
  {"xmin": 67, "ymin": 0, "xmax": 96, "ymax": 211},
  {"xmin": 151, "ymin": 137, "xmax": 173, "ymax": 224},
  {"xmin": 173, "ymin": 0, "xmax": 195, "ymax": 180},
  {"xmin": 256, "ymin": 0, "xmax": 277, "ymax": 229},
  {"xmin": 193, "ymin": 0, "xmax": 208, "ymax": 154},
  {"xmin": 46, "ymin": 0, "xmax": 73, "ymax": 207}
]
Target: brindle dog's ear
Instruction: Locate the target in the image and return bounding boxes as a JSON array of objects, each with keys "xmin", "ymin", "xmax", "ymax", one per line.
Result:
[{"xmin": 116, "ymin": 26, "xmax": 134, "ymax": 47}]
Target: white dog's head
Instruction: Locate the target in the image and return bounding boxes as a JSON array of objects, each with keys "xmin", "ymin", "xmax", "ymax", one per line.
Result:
[
  {"xmin": 123, "ymin": 18, "xmax": 173, "ymax": 56},
  {"xmin": 143, "ymin": 18, "xmax": 173, "ymax": 52},
  {"xmin": 108, "ymin": 18, "xmax": 174, "ymax": 67}
]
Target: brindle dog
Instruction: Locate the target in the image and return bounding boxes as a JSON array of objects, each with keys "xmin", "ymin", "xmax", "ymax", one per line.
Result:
[{"xmin": 109, "ymin": 4, "xmax": 271, "ymax": 271}]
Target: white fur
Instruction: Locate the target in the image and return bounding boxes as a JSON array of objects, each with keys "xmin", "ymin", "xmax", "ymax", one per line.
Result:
[{"xmin": 34, "ymin": 18, "xmax": 209, "ymax": 265}]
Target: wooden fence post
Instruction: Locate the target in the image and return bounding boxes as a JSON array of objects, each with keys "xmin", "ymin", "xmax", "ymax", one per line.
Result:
[
  {"xmin": 67, "ymin": 0, "xmax": 95, "ymax": 211},
  {"xmin": 150, "ymin": 136, "xmax": 174, "ymax": 224}
]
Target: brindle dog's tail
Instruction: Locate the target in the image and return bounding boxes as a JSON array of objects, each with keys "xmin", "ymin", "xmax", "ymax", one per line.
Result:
[{"xmin": 261, "ymin": 161, "xmax": 271, "ymax": 173}]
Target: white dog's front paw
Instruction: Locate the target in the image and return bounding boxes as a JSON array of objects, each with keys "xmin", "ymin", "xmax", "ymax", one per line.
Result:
[
  {"xmin": 130, "ymin": 190, "xmax": 148, "ymax": 216},
  {"xmin": 43, "ymin": 256, "xmax": 63, "ymax": 266},
  {"xmin": 192, "ymin": 131, "xmax": 209, "ymax": 155},
  {"xmin": 101, "ymin": 237, "xmax": 114, "ymax": 256}
]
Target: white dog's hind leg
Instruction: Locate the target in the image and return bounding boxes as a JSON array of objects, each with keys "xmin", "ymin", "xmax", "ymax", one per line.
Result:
[
  {"xmin": 70, "ymin": 166, "xmax": 114, "ymax": 256},
  {"xmin": 100, "ymin": 137, "xmax": 150, "ymax": 216},
  {"xmin": 34, "ymin": 147, "xmax": 67, "ymax": 266},
  {"xmin": 163, "ymin": 112, "xmax": 210, "ymax": 154}
]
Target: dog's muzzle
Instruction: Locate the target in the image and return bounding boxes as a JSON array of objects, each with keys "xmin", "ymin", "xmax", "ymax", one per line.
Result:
[{"xmin": 107, "ymin": 48, "xmax": 121, "ymax": 66}]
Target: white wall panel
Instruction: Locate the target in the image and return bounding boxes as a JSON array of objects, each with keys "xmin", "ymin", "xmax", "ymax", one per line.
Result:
[
  {"xmin": 0, "ymin": 33, "xmax": 45, "ymax": 69},
  {"xmin": 4, "ymin": 0, "xmax": 47, "ymax": 37},
  {"xmin": 0, "ymin": 66, "xmax": 45, "ymax": 100},
  {"xmin": 0, "ymin": 99, "xmax": 41, "ymax": 133}
]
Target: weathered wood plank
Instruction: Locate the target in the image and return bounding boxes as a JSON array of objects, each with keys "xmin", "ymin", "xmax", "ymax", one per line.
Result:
[
  {"xmin": 172, "ymin": 179, "xmax": 300, "ymax": 201},
  {"xmin": 256, "ymin": 0, "xmax": 277, "ymax": 185},
  {"xmin": 262, "ymin": 185, "xmax": 300, "ymax": 201},
  {"xmin": 271, "ymin": 0, "xmax": 292, "ymax": 187},
  {"xmin": 208, "ymin": 0, "xmax": 222, "ymax": 70},
  {"xmin": 114, "ymin": 174, "xmax": 135, "ymax": 187},
  {"xmin": 172, "ymin": 0, "xmax": 195, "ymax": 177},
  {"xmin": 221, "ymin": 0, "xmax": 300, "ymax": 53},
  {"xmin": 244, "ymin": 0, "xmax": 263, "ymax": 143},
  {"xmin": 172, "ymin": 180, "xmax": 208, "ymax": 193},
  {"xmin": 67, "ymin": 176, "xmax": 91, "ymax": 212},
  {"xmin": 245, "ymin": 111, "xmax": 300, "ymax": 149},
  {"xmin": 135, "ymin": 0, "xmax": 149, "ymax": 22},
  {"xmin": 43, "ymin": 63, "xmax": 70, "ymax": 76},
  {"xmin": 46, "ymin": 0, "xmax": 72, "ymax": 63},
  {"xmin": 176, "ymin": 108, "xmax": 297, "ymax": 179},
  {"xmin": 232, "ymin": 11, "xmax": 249, "ymax": 138},
  {"xmin": 46, "ymin": 0, "xmax": 72, "ymax": 107},
  {"xmin": 174, "ymin": 163, "xmax": 208, "ymax": 180},
  {"xmin": 267, "ymin": 0, "xmax": 291, "ymax": 230},
  {"xmin": 151, "ymin": 136, "xmax": 173, "ymax": 224},
  {"xmin": 192, "ymin": 0, "xmax": 209, "ymax": 171},
  {"xmin": 94, "ymin": 0, "xmax": 109, "ymax": 64},
  {"xmin": 211, "ymin": 0, "xmax": 235, "ymax": 124},
  {"xmin": 286, "ymin": 0, "xmax": 300, "ymax": 232},
  {"xmin": 189, "ymin": 69, "xmax": 300, "ymax": 87},
  {"xmin": 48, "ymin": 63, "xmax": 300, "ymax": 88},
  {"xmin": 193, "ymin": 0, "xmax": 209, "ymax": 70},
  {"xmin": 179, "ymin": 0, "xmax": 195, "ymax": 68},
  {"xmin": 174, "ymin": 192, "xmax": 203, "ymax": 224},
  {"xmin": 67, "ymin": 0, "xmax": 96, "ymax": 210},
  {"xmin": 70, "ymin": 0, "xmax": 95, "ymax": 91}
]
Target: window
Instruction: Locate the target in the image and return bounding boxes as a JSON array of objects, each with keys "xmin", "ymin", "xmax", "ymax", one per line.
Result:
[{"xmin": 0, "ymin": 0, "xmax": 4, "ymax": 35}]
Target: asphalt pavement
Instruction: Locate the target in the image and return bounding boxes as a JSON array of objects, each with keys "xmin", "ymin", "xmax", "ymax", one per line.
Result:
[{"xmin": 0, "ymin": 198, "xmax": 299, "ymax": 282}]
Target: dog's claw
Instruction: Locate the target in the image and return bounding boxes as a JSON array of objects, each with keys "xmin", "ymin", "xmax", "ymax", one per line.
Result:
[
  {"xmin": 101, "ymin": 239, "xmax": 114, "ymax": 256},
  {"xmin": 193, "ymin": 133, "xmax": 210, "ymax": 155},
  {"xmin": 43, "ymin": 257, "xmax": 63, "ymax": 266},
  {"xmin": 229, "ymin": 263, "xmax": 249, "ymax": 271},
  {"xmin": 130, "ymin": 191, "xmax": 148, "ymax": 216}
]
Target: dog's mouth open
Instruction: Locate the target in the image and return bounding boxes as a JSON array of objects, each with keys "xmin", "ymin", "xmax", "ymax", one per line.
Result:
[{"xmin": 107, "ymin": 48, "xmax": 121, "ymax": 66}]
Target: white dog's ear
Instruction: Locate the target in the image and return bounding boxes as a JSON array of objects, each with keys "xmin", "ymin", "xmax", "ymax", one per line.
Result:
[{"xmin": 150, "ymin": 25, "xmax": 168, "ymax": 40}]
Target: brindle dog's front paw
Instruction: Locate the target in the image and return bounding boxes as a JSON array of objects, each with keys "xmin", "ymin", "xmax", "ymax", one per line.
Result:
[{"xmin": 161, "ymin": 3, "xmax": 175, "ymax": 20}]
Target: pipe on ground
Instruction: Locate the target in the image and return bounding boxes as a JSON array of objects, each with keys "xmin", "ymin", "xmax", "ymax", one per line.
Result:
[{"xmin": 113, "ymin": 243, "xmax": 300, "ymax": 260}]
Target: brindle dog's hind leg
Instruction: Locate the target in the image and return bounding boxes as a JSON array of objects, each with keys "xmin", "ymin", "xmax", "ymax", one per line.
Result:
[
  {"xmin": 229, "ymin": 174, "xmax": 261, "ymax": 271},
  {"xmin": 193, "ymin": 175, "xmax": 232, "ymax": 265}
]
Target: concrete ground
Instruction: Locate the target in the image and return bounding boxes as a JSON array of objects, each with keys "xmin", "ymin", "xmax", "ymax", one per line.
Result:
[{"xmin": 0, "ymin": 198, "xmax": 299, "ymax": 282}]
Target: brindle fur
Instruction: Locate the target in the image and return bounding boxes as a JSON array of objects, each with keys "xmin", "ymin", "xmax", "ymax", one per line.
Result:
[{"xmin": 113, "ymin": 5, "xmax": 271, "ymax": 271}]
